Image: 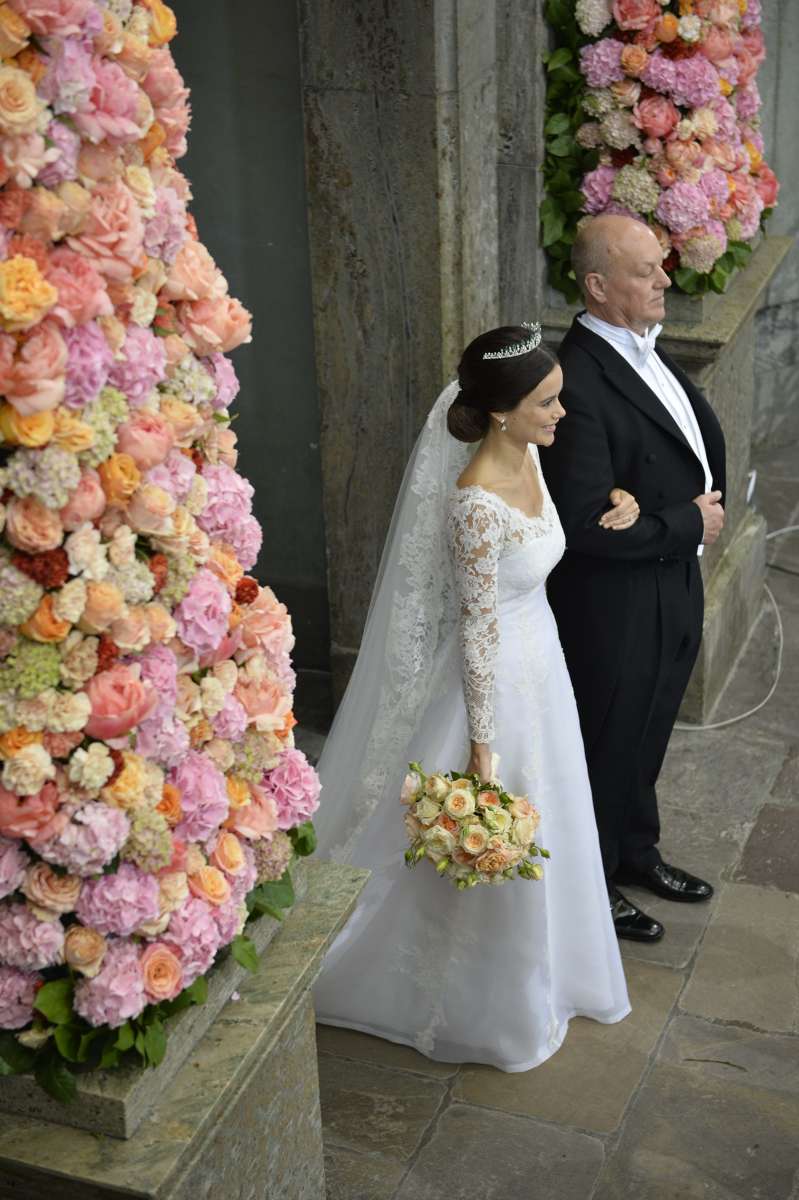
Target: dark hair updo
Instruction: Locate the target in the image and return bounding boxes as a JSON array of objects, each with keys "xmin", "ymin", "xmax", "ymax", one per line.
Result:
[{"xmin": 447, "ymin": 326, "xmax": 558, "ymax": 443}]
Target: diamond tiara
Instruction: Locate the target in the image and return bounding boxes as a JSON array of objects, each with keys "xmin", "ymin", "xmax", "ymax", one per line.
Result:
[{"xmin": 482, "ymin": 322, "xmax": 543, "ymax": 361}]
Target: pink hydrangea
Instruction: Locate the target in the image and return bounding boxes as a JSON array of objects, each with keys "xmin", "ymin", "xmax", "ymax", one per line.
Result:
[
  {"xmin": 64, "ymin": 322, "xmax": 114, "ymax": 408},
  {"xmin": 212, "ymin": 693, "xmax": 249, "ymax": 742},
  {"xmin": 677, "ymin": 220, "xmax": 728, "ymax": 273},
  {"xmin": 197, "ymin": 463, "xmax": 263, "ymax": 570},
  {"xmin": 579, "ymin": 39, "xmax": 625, "ymax": 89},
  {"xmin": 213, "ymin": 897, "xmax": 244, "ymax": 945},
  {"xmin": 672, "ymin": 57, "xmax": 721, "ymax": 109},
  {"xmin": 709, "ymin": 97, "xmax": 739, "ymax": 143},
  {"xmin": 174, "ymin": 567, "xmax": 232, "ymax": 659},
  {"xmin": 135, "ymin": 712, "xmax": 190, "ymax": 770},
  {"xmin": 655, "ymin": 181, "xmax": 711, "ymax": 233},
  {"xmin": 0, "ymin": 965, "xmax": 40, "ymax": 1030},
  {"xmin": 736, "ymin": 82, "xmax": 761, "ymax": 123},
  {"xmin": 76, "ymin": 862, "xmax": 160, "ymax": 936},
  {"xmin": 143, "ymin": 186, "xmax": 186, "ymax": 264},
  {"xmin": 137, "ymin": 642, "xmax": 178, "ymax": 704},
  {"xmin": 206, "ymin": 351, "xmax": 240, "ymax": 411},
  {"xmin": 39, "ymin": 34, "xmax": 95, "ymax": 115},
  {"xmin": 145, "ymin": 446, "xmax": 196, "ymax": 502},
  {"xmin": 37, "ymin": 120, "xmax": 81, "ymax": 186},
  {"xmin": 166, "ymin": 896, "xmax": 221, "ymax": 987},
  {"xmin": 227, "ymin": 842, "xmax": 257, "ymax": 906},
  {"xmin": 261, "ymin": 749, "xmax": 321, "ymax": 832},
  {"xmin": 736, "ymin": 197, "xmax": 764, "ymax": 240},
  {"xmin": 741, "ymin": 0, "xmax": 761, "ymax": 29},
  {"xmin": 0, "ymin": 837, "xmax": 28, "ymax": 900},
  {"xmin": 640, "ymin": 51, "xmax": 676, "ymax": 94},
  {"xmin": 171, "ymin": 750, "xmax": 229, "ymax": 843},
  {"xmin": 7, "ymin": 0, "xmax": 100, "ymax": 37},
  {"xmin": 107, "ymin": 325, "xmax": 167, "ymax": 407},
  {"xmin": 581, "ymin": 164, "xmax": 618, "ymax": 214},
  {"xmin": 699, "ymin": 168, "xmax": 730, "ymax": 209},
  {"xmin": 74, "ymin": 938, "xmax": 146, "ymax": 1028},
  {"xmin": 29, "ymin": 801, "xmax": 130, "ymax": 876},
  {"xmin": 73, "ymin": 57, "xmax": 143, "ymax": 145},
  {"xmin": 0, "ymin": 902, "xmax": 64, "ymax": 970}
]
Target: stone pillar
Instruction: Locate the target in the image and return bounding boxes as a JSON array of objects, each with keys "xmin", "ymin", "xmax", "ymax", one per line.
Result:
[{"xmin": 299, "ymin": 0, "xmax": 540, "ymax": 697}]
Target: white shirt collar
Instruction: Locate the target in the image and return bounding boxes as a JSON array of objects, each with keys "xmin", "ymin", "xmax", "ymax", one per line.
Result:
[{"xmin": 580, "ymin": 311, "xmax": 663, "ymax": 369}]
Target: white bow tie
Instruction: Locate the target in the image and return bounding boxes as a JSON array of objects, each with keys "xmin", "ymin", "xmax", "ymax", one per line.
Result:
[{"xmin": 633, "ymin": 324, "xmax": 662, "ymax": 368}]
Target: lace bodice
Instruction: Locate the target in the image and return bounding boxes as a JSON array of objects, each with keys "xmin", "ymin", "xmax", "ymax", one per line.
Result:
[{"xmin": 446, "ymin": 469, "xmax": 565, "ymax": 742}]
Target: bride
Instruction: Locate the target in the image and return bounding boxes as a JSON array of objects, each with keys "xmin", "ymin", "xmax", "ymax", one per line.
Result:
[{"xmin": 313, "ymin": 323, "xmax": 632, "ymax": 1072}]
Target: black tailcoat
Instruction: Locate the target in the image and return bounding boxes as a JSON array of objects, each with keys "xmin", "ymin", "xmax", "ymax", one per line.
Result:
[{"xmin": 541, "ymin": 317, "xmax": 726, "ymax": 876}]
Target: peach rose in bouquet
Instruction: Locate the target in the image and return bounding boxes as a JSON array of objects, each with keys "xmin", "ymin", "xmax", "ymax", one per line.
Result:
[{"xmin": 83, "ymin": 662, "xmax": 158, "ymax": 741}]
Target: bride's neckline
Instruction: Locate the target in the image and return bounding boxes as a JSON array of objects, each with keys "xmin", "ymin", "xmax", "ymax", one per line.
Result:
[{"xmin": 454, "ymin": 445, "xmax": 548, "ymax": 523}]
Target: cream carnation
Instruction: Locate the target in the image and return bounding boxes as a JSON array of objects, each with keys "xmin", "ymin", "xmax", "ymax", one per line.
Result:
[
  {"xmin": 1, "ymin": 743, "xmax": 55, "ymax": 796},
  {"xmin": 68, "ymin": 742, "xmax": 115, "ymax": 792},
  {"xmin": 47, "ymin": 690, "xmax": 91, "ymax": 733},
  {"xmin": 65, "ymin": 523, "xmax": 109, "ymax": 581},
  {"xmin": 51, "ymin": 577, "xmax": 87, "ymax": 624}
]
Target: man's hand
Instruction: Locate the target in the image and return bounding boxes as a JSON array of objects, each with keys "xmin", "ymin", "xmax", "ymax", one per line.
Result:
[{"xmin": 693, "ymin": 490, "xmax": 725, "ymax": 545}]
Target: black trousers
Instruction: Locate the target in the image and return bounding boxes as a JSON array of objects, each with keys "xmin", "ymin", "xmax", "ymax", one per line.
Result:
[{"xmin": 561, "ymin": 558, "xmax": 704, "ymax": 880}]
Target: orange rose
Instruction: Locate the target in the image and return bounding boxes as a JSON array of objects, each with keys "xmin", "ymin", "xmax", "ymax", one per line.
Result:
[
  {"xmin": 0, "ymin": 4, "xmax": 30, "ymax": 58},
  {"xmin": 140, "ymin": 941, "xmax": 183, "ymax": 1001},
  {"xmin": 63, "ymin": 925, "xmax": 107, "ymax": 978},
  {"xmin": 189, "ymin": 717, "xmax": 212, "ymax": 748},
  {"xmin": 52, "ymin": 407, "xmax": 95, "ymax": 454},
  {"xmin": 14, "ymin": 46, "xmax": 45, "ymax": 85},
  {"xmin": 188, "ymin": 865, "xmax": 230, "ymax": 906},
  {"xmin": 19, "ymin": 593, "xmax": 71, "ymax": 643},
  {"xmin": 620, "ymin": 44, "xmax": 649, "ymax": 77},
  {"xmin": 0, "ymin": 65, "xmax": 41, "ymax": 135},
  {"xmin": 157, "ymin": 782, "xmax": 182, "ymax": 826},
  {"xmin": 207, "ymin": 545, "xmax": 243, "ymax": 594},
  {"xmin": 209, "ymin": 830, "xmax": 246, "ymax": 876},
  {"xmin": 98, "ymin": 452, "xmax": 141, "ymax": 504},
  {"xmin": 158, "ymin": 395, "xmax": 204, "ymax": 445},
  {"xmin": 0, "ymin": 727, "xmax": 42, "ymax": 759},
  {"xmin": 0, "ymin": 255, "xmax": 57, "ymax": 332},
  {"xmin": 140, "ymin": 0, "xmax": 177, "ymax": 45},
  {"xmin": 225, "ymin": 775, "xmax": 250, "ymax": 810},
  {"xmin": 139, "ymin": 118, "xmax": 166, "ymax": 161},
  {"xmin": 655, "ymin": 12, "xmax": 679, "ymax": 41},
  {"xmin": 101, "ymin": 750, "xmax": 146, "ymax": 810},
  {"xmin": 23, "ymin": 861, "xmax": 81, "ymax": 916},
  {"xmin": 0, "ymin": 402, "xmax": 54, "ymax": 447},
  {"xmin": 78, "ymin": 579, "xmax": 126, "ymax": 634}
]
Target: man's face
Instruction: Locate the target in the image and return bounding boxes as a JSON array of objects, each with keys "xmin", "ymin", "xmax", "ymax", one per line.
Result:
[{"xmin": 593, "ymin": 226, "xmax": 671, "ymax": 332}]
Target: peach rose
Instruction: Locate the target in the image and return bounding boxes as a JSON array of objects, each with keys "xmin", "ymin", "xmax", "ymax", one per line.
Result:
[
  {"xmin": 140, "ymin": 941, "xmax": 183, "ymax": 1002},
  {"xmin": 207, "ymin": 545, "xmax": 244, "ymax": 595},
  {"xmin": 53, "ymin": 180, "xmax": 92, "ymax": 237},
  {"xmin": 655, "ymin": 12, "xmax": 679, "ymax": 41},
  {"xmin": 157, "ymin": 782, "xmax": 182, "ymax": 826},
  {"xmin": 67, "ymin": 179, "xmax": 145, "ymax": 283},
  {"xmin": 98, "ymin": 452, "xmax": 141, "ymax": 505},
  {"xmin": 474, "ymin": 848, "xmax": 509, "ymax": 875},
  {"xmin": 0, "ymin": 253, "xmax": 58, "ymax": 334},
  {"xmin": 158, "ymin": 394, "xmax": 205, "ymax": 445},
  {"xmin": 0, "ymin": 402, "xmax": 54, "ymax": 446},
  {"xmin": 142, "ymin": 601, "xmax": 175, "ymax": 643},
  {"xmin": 52, "ymin": 407, "xmax": 95, "ymax": 454},
  {"xmin": 64, "ymin": 924, "xmax": 107, "ymax": 978},
  {"xmin": 125, "ymin": 482, "xmax": 175, "ymax": 535},
  {"xmin": 5, "ymin": 495, "xmax": 63, "ymax": 552},
  {"xmin": 0, "ymin": 65, "xmax": 41, "ymax": 135},
  {"xmin": 78, "ymin": 579, "xmax": 126, "ymax": 633},
  {"xmin": 115, "ymin": 410, "xmax": 174, "ymax": 469},
  {"xmin": 0, "ymin": 727, "xmax": 42, "ymax": 759},
  {"xmin": 177, "ymin": 295, "xmax": 252, "ymax": 356},
  {"xmin": 612, "ymin": 0, "xmax": 659, "ymax": 30},
  {"xmin": 140, "ymin": 0, "xmax": 177, "ymax": 46},
  {"xmin": 460, "ymin": 824, "xmax": 489, "ymax": 856},
  {"xmin": 46, "ymin": 246, "xmax": 113, "ymax": 328},
  {"xmin": 60, "ymin": 468, "xmax": 107, "ymax": 530},
  {"xmin": 162, "ymin": 238, "xmax": 225, "ymax": 302},
  {"xmin": 225, "ymin": 775, "xmax": 250, "ymax": 810},
  {"xmin": 16, "ymin": 188, "xmax": 68, "ymax": 243},
  {"xmin": 116, "ymin": 30, "xmax": 154, "ymax": 81},
  {"xmin": 22, "ymin": 861, "xmax": 81, "ymax": 916},
  {"xmin": 634, "ymin": 95, "xmax": 680, "ymax": 140},
  {"xmin": 110, "ymin": 605, "xmax": 152, "ymax": 654},
  {"xmin": 0, "ymin": 779, "xmax": 66, "ymax": 840},
  {"xmin": 224, "ymin": 780, "xmax": 278, "ymax": 840},
  {"xmin": 209, "ymin": 830, "xmax": 246, "ymax": 876},
  {"xmin": 188, "ymin": 864, "xmax": 230, "ymax": 906},
  {"xmin": 3, "ymin": 319, "xmax": 67, "ymax": 416},
  {"xmin": 19, "ymin": 593, "xmax": 71, "ymax": 643},
  {"xmin": 621, "ymin": 44, "xmax": 649, "ymax": 77},
  {"xmin": 84, "ymin": 663, "xmax": 157, "ymax": 742},
  {"xmin": 0, "ymin": 5, "xmax": 31, "ymax": 58}
]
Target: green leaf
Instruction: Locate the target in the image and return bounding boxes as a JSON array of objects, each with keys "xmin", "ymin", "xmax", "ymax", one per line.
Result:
[
  {"xmin": 99, "ymin": 1041, "xmax": 121, "ymax": 1070},
  {"xmin": 546, "ymin": 47, "xmax": 572, "ymax": 72},
  {"xmin": 134, "ymin": 1030, "xmax": 146, "ymax": 1059},
  {"xmin": 541, "ymin": 210, "xmax": 566, "ymax": 249},
  {"xmin": 34, "ymin": 1052, "xmax": 76, "ymax": 1105},
  {"xmin": 211, "ymin": 411, "xmax": 230, "ymax": 424},
  {"xmin": 34, "ymin": 978, "xmax": 74, "ymax": 1026},
  {"xmin": 549, "ymin": 63, "xmax": 581, "ymax": 84},
  {"xmin": 545, "ymin": 112, "xmax": 570, "ymax": 136},
  {"xmin": 289, "ymin": 821, "xmax": 316, "ymax": 857},
  {"xmin": 77, "ymin": 1029, "xmax": 104, "ymax": 1064},
  {"xmin": 115, "ymin": 1021, "xmax": 135, "ymax": 1052},
  {"xmin": 728, "ymin": 241, "xmax": 751, "ymax": 268},
  {"xmin": 674, "ymin": 267, "xmax": 701, "ymax": 294},
  {"xmin": 0, "ymin": 1031, "xmax": 36, "ymax": 1075},
  {"xmin": 186, "ymin": 976, "xmax": 208, "ymax": 1005},
  {"xmin": 143, "ymin": 1020, "xmax": 167, "ymax": 1067},
  {"xmin": 231, "ymin": 934, "xmax": 259, "ymax": 973},
  {"xmin": 53, "ymin": 1026, "xmax": 82, "ymax": 1063},
  {"xmin": 547, "ymin": 135, "xmax": 574, "ymax": 159},
  {"xmin": 709, "ymin": 264, "xmax": 730, "ymax": 294}
]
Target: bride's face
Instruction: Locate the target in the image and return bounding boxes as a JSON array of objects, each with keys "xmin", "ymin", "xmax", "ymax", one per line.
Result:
[{"xmin": 500, "ymin": 365, "xmax": 565, "ymax": 448}]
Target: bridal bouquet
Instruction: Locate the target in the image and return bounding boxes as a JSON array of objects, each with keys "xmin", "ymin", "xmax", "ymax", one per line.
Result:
[{"xmin": 401, "ymin": 763, "xmax": 548, "ymax": 889}]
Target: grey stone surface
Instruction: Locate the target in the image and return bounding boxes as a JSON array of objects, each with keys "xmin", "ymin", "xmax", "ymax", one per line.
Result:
[
  {"xmin": 771, "ymin": 744, "xmax": 799, "ymax": 803},
  {"xmin": 319, "ymin": 1056, "xmax": 448, "ymax": 1164},
  {"xmin": 453, "ymin": 959, "xmax": 682, "ymax": 1134},
  {"xmin": 679, "ymin": 882, "xmax": 799, "ymax": 1034},
  {"xmin": 324, "ymin": 1146, "xmax": 406, "ymax": 1200},
  {"xmin": 0, "ymin": 862, "xmax": 368, "ymax": 1199},
  {"xmin": 0, "ymin": 858, "xmax": 311, "ymax": 1139},
  {"xmin": 394, "ymin": 1104, "xmax": 605, "ymax": 1200},
  {"xmin": 317, "ymin": 1025, "xmax": 457, "ymax": 1080},
  {"xmin": 594, "ymin": 1014, "xmax": 799, "ymax": 1200},
  {"xmin": 734, "ymin": 803, "xmax": 799, "ymax": 892}
]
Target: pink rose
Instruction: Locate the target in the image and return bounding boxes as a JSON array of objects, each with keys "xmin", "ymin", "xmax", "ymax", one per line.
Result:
[
  {"xmin": 162, "ymin": 239, "xmax": 226, "ymax": 302},
  {"xmin": 0, "ymin": 780, "xmax": 67, "ymax": 841},
  {"xmin": 755, "ymin": 164, "xmax": 779, "ymax": 208},
  {"xmin": 177, "ymin": 295, "xmax": 253, "ymax": 356},
  {"xmin": 634, "ymin": 95, "xmax": 680, "ymax": 140},
  {"xmin": 3, "ymin": 319, "xmax": 67, "ymax": 415},
  {"xmin": 5, "ymin": 495, "xmax": 64, "ymax": 552},
  {"xmin": 239, "ymin": 586, "xmax": 295, "ymax": 660},
  {"xmin": 59, "ymin": 467, "xmax": 107, "ymax": 530},
  {"xmin": 67, "ymin": 179, "xmax": 144, "ymax": 282},
  {"xmin": 700, "ymin": 27, "xmax": 735, "ymax": 66},
  {"xmin": 612, "ymin": 0, "xmax": 659, "ymax": 31},
  {"xmin": 46, "ymin": 247, "xmax": 112, "ymax": 328},
  {"xmin": 7, "ymin": 0, "xmax": 97, "ymax": 36},
  {"xmin": 125, "ymin": 482, "xmax": 176, "ymax": 536},
  {"xmin": 234, "ymin": 674, "xmax": 291, "ymax": 733},
  {"xmin": 197, "ymin": 628, "xmax": 242, "ymax": 669},
  {"xmin": 84, "ymin": 664, "xmax": 158, "ymax": 742},
  {"xmin": 73, "ymin": 57, "xmax": 143, "ymax": 145},
  {"xmin": 115, "ymin": 411, "xmax": 174, "ymax": 470},
  {"xmin": 224, "ymin": 781, "xmax": 279, "ymax": 841},
  {"xmin": 77, "ymin": 141, "xmax": 122, "ymax": 183}
]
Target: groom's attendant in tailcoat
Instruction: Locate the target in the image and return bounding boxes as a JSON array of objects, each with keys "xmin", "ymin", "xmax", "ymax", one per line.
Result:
[{"xmin": 541, "ymin": 214, "xmax": 726, "ymax": 942}]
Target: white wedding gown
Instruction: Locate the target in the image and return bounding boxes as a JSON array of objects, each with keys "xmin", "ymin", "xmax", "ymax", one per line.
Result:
[{"xmin": 313, "ymin": 446, "xmax": 630, "ymax": 1071}]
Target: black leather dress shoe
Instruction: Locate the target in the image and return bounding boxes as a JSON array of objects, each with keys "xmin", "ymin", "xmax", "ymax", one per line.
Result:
[
  {"xmin": 609, "ymin": 886, "xmax": 664, "ymax": 942},
  {"xmin": 616, "ymin": 862, "xmax": 714, "ymax": 903}
]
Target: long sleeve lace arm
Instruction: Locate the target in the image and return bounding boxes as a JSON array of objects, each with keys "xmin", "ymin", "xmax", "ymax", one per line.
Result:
[{"xmin": 446, "ymin": 493, "xmax": 505, "ymax": 743}]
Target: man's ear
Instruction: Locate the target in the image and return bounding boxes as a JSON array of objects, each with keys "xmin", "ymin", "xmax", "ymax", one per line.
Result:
[{"xmin": 584, "ymin": 272, "xmax": 606, "ymax": 304}]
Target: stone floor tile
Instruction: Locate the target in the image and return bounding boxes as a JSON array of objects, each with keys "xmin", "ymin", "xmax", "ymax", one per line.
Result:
[
  {"xmin": 771, "ymin": 744, "xmax": 799, "ymax": 803},
  {"xmin": 593, "ymin": 1015, "xmax": 799, "ymax": 1200},
  {"xmin": 734, "ymin": 803, "xmax": 799, "ymax": 892},
  {"xmin": 657, "ymin": 723, "xmax": 786, "ymax": 824},
  {"xmin": 394, "ymin": 1103, "xmax": 604, "ymax": 1200},
  {"xmin": 619, "ymin": 887, "xmax": 715, "ymax": 970},
  {"xmin": 324, "ymin": 1146, "xmax": 406, "ymax": 1200},
  {"xmin": 318, "ymin": 1055, "xmax": 448, "ymax": 1164},
  {"xmin": 317, "ymin": 1026, "xmax": 457, "ymax": 1079},
  {"xmin": 679, "ymin": 882, "xmax": 799, "ymax": 1033},
  {"xmin": 451, "ymin": 959, "xmax": 682, "ymax": 1134}
]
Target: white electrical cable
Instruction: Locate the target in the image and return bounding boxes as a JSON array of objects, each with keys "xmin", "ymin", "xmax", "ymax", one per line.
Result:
[{"xmin": 674, "ymin": 524, "xmax": 796, "ymax": 732}]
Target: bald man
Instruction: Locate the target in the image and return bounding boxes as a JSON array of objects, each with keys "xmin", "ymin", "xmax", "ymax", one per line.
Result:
[{"xmin": 541, "ymin": 215, "xmax": 726, "ymax": 942}]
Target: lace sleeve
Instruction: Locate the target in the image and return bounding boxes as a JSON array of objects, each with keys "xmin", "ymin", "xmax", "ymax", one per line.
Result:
[{"xmin": 446, "ymin": 492, "xmax": 505, "ymax": 743}]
